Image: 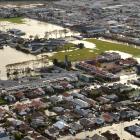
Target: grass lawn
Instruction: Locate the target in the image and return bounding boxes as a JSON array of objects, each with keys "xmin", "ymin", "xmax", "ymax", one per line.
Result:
[
  {"xmin": 51, "ymin": 48, "xmax": 96, "ymax": 61},
  {"xmin": 0, "ymin": 17, "xmax": 24, "ymax": 24},
  {"xmin": 50, "ymin": 38, "xmax": 140, "ymax": 62},
  {"xmin": 0, "ymin": 98, "xmax": 7, "ymax": 105},
  {"xmin": 86, "ymin": 38, "xmax": 140, "ymax": 57},
  {"xmin": 56, "ymin": 43, "xmax": 76, "ymax": 51}
]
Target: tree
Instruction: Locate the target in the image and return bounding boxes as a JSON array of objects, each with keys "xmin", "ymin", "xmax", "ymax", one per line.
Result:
[
  {"xmin": 63, "ymin": 28, "xmax": 67, "ymax": 37},
  {"xmin": 29, "ymin": 35, "xmax": 33, "ymax": 40},
  {"xmin": 77, "ymin": 43, "xmax": 84, "ymax": 49},
  {"xmin": 34, "ymin": 35, "xmax": 39, "ymax": 41},
  {"xmin": 44, "ymin": 32, "xmax": 49, "ymax": 39},
  {"xmin": 14, "ymin": 132, "xmax": 23, "ymax": 140},
  {"xmin": 53, "ymin": 58, "xmax": 58, "ymax": 65}
]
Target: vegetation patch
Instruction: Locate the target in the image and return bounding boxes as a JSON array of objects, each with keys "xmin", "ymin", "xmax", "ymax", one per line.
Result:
[
  {"xmin": 50, "ymin": 38, "xmax": 140, "ymax": 62},
  {"xmin": 51, "ymin": 47, "xmax": 96, "ymax": 62},
  {"xmin": 56, "ymin": 43, "xmax": 76, "ymax": 51},
  {"xmin": 0, "ymin": 17, "xmax": 25, "ymax": 24},
  {"xmin": 0, "ymin": 98, "xmax": 7, "ymax": 105},
  {"xmin": 86, "ymin": 38, "xmax": 140, "ymax": 57}
]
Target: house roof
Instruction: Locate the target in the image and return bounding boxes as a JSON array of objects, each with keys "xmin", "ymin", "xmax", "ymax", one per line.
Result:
[
  {"xmin": 53, "ymin": 120, "xmax": 69, "ymax": 129},
  {"xmin": 101, "ymin": 113, "xmax": 113, "ymax": 123},
  {"xmin": 91, "ymin": 134, "xmax": 107, "ymax": 140}
]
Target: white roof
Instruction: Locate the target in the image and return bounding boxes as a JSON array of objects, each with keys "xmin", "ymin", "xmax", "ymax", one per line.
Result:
[{"xmin": 53, "ymin": 121, "xmax": 68, "ymax": 129}]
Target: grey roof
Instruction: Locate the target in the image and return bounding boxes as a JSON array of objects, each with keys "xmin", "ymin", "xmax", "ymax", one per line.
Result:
[{"xmin": 91, "ymin": 134, "xmax": 107, "ymax": 140}]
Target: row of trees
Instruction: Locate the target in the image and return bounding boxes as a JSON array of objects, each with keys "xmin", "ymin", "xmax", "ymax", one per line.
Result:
[
  {"xmin": 44, "ymin": 29, "xmax": 74, "ymax": 39},
  {"xmin": 28, "ymin": 29, "xmax": 73, "ymax": 40}
]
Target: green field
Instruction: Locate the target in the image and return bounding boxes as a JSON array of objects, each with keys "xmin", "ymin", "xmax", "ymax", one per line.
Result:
[
  {"xmin": 56, "ymin": 43, "xmax": 76, "ymax": 51},
  {"xmin": 51, "ymin": 48, "xmax": 96, "ymax": 61},
  {"xmin": 0, "ymin": 17, "xmax": 24, "ymax": 24},
  {"xmin": 0, "ymin": 98, "xmax": 7, "ymax": 105},
  {"xmin": 50, "ymin": 38, "xmax": 140, "ymax": 62},
  {"xmin": 51, "ymin": 42, "xmax": 96, "ymax": 61},
  {"xmin": 87, "ymin": 38, "xmax": 140, "ymax": 57}
]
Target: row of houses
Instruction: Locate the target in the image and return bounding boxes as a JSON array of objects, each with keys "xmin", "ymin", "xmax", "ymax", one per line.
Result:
[
  {"xmin": 23, "ymin": 38, "xmax": 67, "ymax": 54},
  {"xmin": 76, "ymin": 52, "xmax": 139, "ymax": 82},
  {"xmin": 76, "ymin": 62, "xmax": 120, "ymax": 82},
  {"xmin": 0, "ymin": 1, "xmax": 140, "ymax": 46},
  {"xmin": 96, "ymin": 52, "xmax": 121, "ymax": 63},
  {"xmin": 125, "ymin": 124, "xmax": 140, "ymax": 138},
  {"xmin": 0, "ymin": 66, "xmax": 139, "ymax": 139},
  {"xmin": 44, "ymin": 82, "xmax": 140, "ymax": 139}
]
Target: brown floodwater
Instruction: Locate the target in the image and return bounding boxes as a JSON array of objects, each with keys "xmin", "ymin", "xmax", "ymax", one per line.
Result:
[
  {"xmin": 0, "ymin": 46, "xmax": 36, "ymax": 80},
  {"xmin": 0, "ymin": 17, "xmax": 77, "ymax": 80}
]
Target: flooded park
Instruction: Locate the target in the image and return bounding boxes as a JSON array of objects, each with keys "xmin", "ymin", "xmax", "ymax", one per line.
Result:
[{"xmin": 0, "ymin": 17, "xmax": 75, "ymax": 79}]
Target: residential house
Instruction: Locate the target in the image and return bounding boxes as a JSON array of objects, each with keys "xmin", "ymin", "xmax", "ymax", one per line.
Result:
[
  {"xmin": 0, "ymin": 127, "xmax": 11, "ymax": 140},
  {"xmin": 62, "ymin": 93, "xmax": 73, "ymax": 101},
  {"xmin": 53, "ymin": 120, "xmax": 69, "ymax": 130},
  {"xmin": 73, "ymin": 98, "xmax": 90, "ymax": 108},
  {"xmin": 79, "ymin": 118, "xmax": 96, "ymax": 130},
  {"xmin": 45, "ymin": 126, "xmax": 59, "ymax": 140},
  {"xmin": 101, "ymin": 113, "xmax": 113, "ymax": 123}
]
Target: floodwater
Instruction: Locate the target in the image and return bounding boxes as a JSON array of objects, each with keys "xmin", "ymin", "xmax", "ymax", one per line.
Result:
[
  {"xmin": 0, "ymin": 18, "xmax": 75, "ymax": 38},
  {"xmin": 0, "ymin": 46, "xmax": 36, "ymax": 80},
  {"xmin": 0, "ymin": 18, "xmax": 76, "ymax": 79}
]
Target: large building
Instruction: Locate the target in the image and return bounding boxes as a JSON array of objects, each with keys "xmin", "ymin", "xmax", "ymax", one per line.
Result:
[{"xmin": 96, "ymin": 52, "xmax": 121, "ymax": 63}]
